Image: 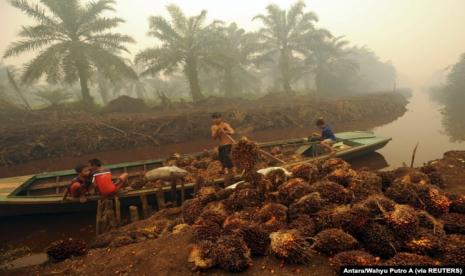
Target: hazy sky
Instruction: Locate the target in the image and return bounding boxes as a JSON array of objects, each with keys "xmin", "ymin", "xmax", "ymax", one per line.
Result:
[{"xmin": 1, "ymin": 0, "xmax": 465, "ymax": 88}]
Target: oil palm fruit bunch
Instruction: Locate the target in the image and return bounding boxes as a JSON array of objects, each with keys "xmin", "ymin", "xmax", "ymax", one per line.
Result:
[
  {"xmin": 330, "ymin": 250, "xmax": 378, "ymax": 271},
  {"xmin": 442, "ymin": 234, "xmax": 465, "ymax": 265},
  {"xmin": 449, "ymin": 194, "xmax": 465, "ymax": 214},
  {"xmin": 312, "ymin": 228, "xmax": 359, "ymax": 255},
  {"xmin": 270, "ymin": 230, "xmax": 312, "ymax": 264},
  {"xmin": 385, "ymin": 204, "xmax": 419, "ymax": 240},
  {"xmin": 348, "ymin": 170, "xmax": 382, "ymax": 202},
  {"xmin": 441, "ymin": 213, "xmax": 465, "ymax": 234},
  {"xmin": 192, "ymin": 217, "xmax": 223, "ymax": 242},
  {"xmin": 188, "ymin": 240, "xmax": 218, "ymax": 270},
  {"xmin": 46, "ymin": 238, "xmax": 87, "ymax": 261},
  {"xmin": 238, "ymin": 224, "xmax": 270, "ymax": 256},
  {"xmin": 277, "ymin": 178, "xmax": 311, "ymax": 205},
  {"xmin": 289, "ymin": 163, "xmax": 319, "ymax": 182},
  {"xmin": 232, "ymin": 138, "xmax": 260, "ymax": 172},
  {"xmin": 215, "ymin": 235, "xmax": 252, "ymax": 272},
  {"xmin": 182, "ymin": 198, "xmax": 205, "ymax": 225},
  {"xmin": 289, "ymin": 192, "xmax": 324, "ymax": 219},
  {"xmin": 327, "ymin": 168, "xmax": 357, "ymax": 187}
]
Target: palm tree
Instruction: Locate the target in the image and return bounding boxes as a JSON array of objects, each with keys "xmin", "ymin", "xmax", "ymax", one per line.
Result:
[
  {"xmin": 211, "ymin": 23, "xmax": 261, "ymax": 97},
  {"xmin": 308, "ymin": 34, "xmax": 359, "ymax": 95},
  {"xmin": 3, "ymin": 0, "xmax": 137, "ymax": 104},
  {"xmin": 135, "ymin": 5, "xmax": 220, "ymax": 103},
  {"xmin": 253, "ymin": 1, "xmax": 318, "ymax": 94}
]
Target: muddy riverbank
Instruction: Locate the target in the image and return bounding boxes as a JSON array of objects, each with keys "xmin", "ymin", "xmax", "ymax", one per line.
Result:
[
  {"xmin": 2, "ymin": 151, "xmax": 464, "ymax": 275},
  {"xmin": 0, "ymin": 93, "xmax": 407, "ymax": 177},
  {"xmin": 0, "ymin": 93, "xmax": 407, "ymax": 169}
]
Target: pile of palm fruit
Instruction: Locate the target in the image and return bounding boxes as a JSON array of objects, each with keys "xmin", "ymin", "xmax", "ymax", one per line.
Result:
[
  {"xmin": 46, "ymin": 238, "xmax": 87, "ymax": 261},
  {"xmin": 180, "ymin": 141, "xmax": 465, "ymax": 273},
  {"xmin": 231, "ymin": 137, "xmax": 261, "ymax": 172}
]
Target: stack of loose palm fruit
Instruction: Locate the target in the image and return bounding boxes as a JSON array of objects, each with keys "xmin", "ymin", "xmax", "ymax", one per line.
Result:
[
  {"xmin": 181, "ymin": 139, "xmax": 465, "ymax": 273},
  {"xmin": 46, "ymin": 238, "xmax": 87, "ymax": 262}
]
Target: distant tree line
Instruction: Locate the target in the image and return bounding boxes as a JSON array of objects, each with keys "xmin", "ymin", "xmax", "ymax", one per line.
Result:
[
  {"xmin": 2, "ymin": 0, "xmax": 397, "ymax": 107},
  {"xmin": 429, "ymin": 53, "xmax": 465, "ymax": 142}
]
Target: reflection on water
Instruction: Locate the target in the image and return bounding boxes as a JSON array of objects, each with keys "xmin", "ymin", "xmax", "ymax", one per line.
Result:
[
  {"xmin": 350, "ymin": 152, "xmax": 389, "ymax": 171},
  {"xmin": 441, "ymin": 98, "xmax": 465, "ymax": 143},
  {"xmin": 372, "ymin": 91, "xmax": 465, "ymax": 168},
  {"xmin": 0, "ymin": 213, "xmax": 95, "ymax": 253}
]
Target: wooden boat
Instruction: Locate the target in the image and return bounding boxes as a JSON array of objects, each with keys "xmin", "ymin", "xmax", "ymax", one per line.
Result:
[{"xmin": 0, "ymin": 131, "xmax": 390, "ymax": 217}]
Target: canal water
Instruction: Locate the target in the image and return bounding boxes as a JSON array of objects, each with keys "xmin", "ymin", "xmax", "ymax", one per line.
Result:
[
  {"xmin": 1, "ymin": 90, "xmax": 464, "ymax": 258},
  {"xmin": 369, "ymin": 90, "xmax": 465, "ymax": 168}
]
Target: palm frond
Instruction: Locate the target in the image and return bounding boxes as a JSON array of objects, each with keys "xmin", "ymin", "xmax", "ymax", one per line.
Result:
[
  {"xmin": 166, "ymin": 4, "xmax": 188, "ymax": 34},
  {"xmin": 88, "ymin": 33, "xmax": 134, "ymax": 52},
  {"xmin": 40, "ymin": 0, "xmax": 80, "ymax": 31},
  {"xmin": 18, "ymin": 24, "xmax": 64, "ymax": 40},
  {"xmin": 21, "ymin": 42, "xmax": 68, "ymax": 84},
  {"xmin": 3, "ymin": 37, "xmax": 55, "ymax": 58},
  {"xmin": 80, "ymin": 0, "xmax": 116, "ymax": 24},
  {"xmin": 148, "ymin": 16, "xmax": 180, "ymax": 45},
  {"xmin": 192, "ymin": 10, "xmax": 208, "ymax": 31},
  {"xmin": 9, "ymin": 0, "xmax": 58, "ymax": 25},
  {"xmin": 84, "ymin": 44, "xmax": 138, "ymax": 81},
  {"xmin": 287, "ymin": 0, "xmax": 306, "ymax": 29},
  {"xmin": 79, "ymin": 17, "xmax": 124, "ymax": 36},
  {"xmin": 135, "ymin": 48, "xmax": 182, "ymax": 76}
]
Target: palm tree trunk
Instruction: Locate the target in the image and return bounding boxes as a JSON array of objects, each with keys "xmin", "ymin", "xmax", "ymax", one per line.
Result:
[
  {"xmin": 224, "ymin": 67, "xmax": 234, "ymax": 97},
  {"xmin": 185, "ymin": 57, "xmax": 203, "ymax": 103},
  {"xmin": 315, "ymin": 71, "xmax": 322, "ymax": 95},
  {"xmin": 77, "ymin": 65, "xmax": 92, "ymax": 103},
  {"xmin": 280, "ymin": 50, "xmax": 293, "ymax": 94}
]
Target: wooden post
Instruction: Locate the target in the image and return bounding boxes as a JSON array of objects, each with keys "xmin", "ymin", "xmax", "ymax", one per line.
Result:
[
  {"xmin": 156, "ymin": 185, "xmax": 165, "ymax": 210},
  {"xmin": 180, "ymin": 179, "xmax": 185, "ymax": 204},
  {"xmin": 55, "ymin": 176, "xmax": 60, "ymax": 194},
  {"xmin": 129, "ymin": 205, "xmax": 139, "ymax": 222},
  {"xmin": 114, "ymin": 196, "xmax": 121, "ymax": 226},
  {"xmin": 140, "ymin": 194, "xmax": 151, "ymax": 218},
  {"xmin": 170, "ymin": 179, "xmax": 177, "ymax": 206},
  {"xmin": 96, "ymin": 200, "xmax": 103, "ymax": 236},
  {"xmin": 194, "ymin": 177, "xmax": 203, "ymax": 195}
]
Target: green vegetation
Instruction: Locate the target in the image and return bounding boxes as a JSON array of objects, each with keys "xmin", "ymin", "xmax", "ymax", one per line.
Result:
[
  {"xmin": 430, "ymin": 53, "xmax": 465, "ymax": 142},
  {"xmin": 2, "ymin": 0, "xmax": 398, "ymax": 108},
  {"xmin": 253, "ymin": 1, "xmax": 318, "ymax": 94},
  {"xmin": 3, "ymin": 0, "xmax": 137, "ymax": 104},
  {"xmin": 135, "ymin": 5, "xmax": 221, "ymax": 103}
]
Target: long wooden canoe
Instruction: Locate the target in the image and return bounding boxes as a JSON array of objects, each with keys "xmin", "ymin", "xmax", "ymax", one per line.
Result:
[{"xmin": 0, "ymin": 131, "xmax": 390, "ymax": 216}]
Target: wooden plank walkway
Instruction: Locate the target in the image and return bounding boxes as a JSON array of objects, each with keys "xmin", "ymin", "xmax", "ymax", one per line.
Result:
[{"xmin": 0, "ymin": 175, "xmax": 33, "ymax": 198}]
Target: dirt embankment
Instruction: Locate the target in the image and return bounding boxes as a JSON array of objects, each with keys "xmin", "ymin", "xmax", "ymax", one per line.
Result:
[
  {"xmin": 6, "ymin": 151, "xmax": 464, "ymax": 276},
  {"xmin": 0, "ymin": 93, "xmax": 407, "ymax": 167}
]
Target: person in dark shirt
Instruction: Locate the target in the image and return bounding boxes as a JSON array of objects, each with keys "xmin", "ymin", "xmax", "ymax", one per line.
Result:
[{"xmin": 315, "ymin": 118, "xmax": 336, "ymax": 156}]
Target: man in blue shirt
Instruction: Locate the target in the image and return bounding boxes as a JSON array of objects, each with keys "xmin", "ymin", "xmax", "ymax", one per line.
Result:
[{"xmin": 315, "ymin": 118, "xmax": 336, "ymax": 156}]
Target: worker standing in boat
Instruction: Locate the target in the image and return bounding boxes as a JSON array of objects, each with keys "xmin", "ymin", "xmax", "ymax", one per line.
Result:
[
  {"xmin": 211, "ymin": 112, "xmax": 235, "ymax": 175},
  {"xmin": 314, "ymin": 118, "xmax": 336, "ymax": 156},
  {"xmin": 88, "ymin": 158, "xmax": 129, "ymax": 198},
  {"xmin": 62, "ymin": 164, "xmax": 92, "ymax": 203}
]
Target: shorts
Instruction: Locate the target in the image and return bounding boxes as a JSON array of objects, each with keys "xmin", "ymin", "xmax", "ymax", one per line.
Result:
[
  {"xmin": 322, "ymin": 139, "xmax": 336, "ymax": 145},
  {"xmin": 69, "ymin": 183, "xmax": 86, "ymax": 198},
  {"xmin": 218, "ymin": 144, "xmax": 234, "ymax": 169}
]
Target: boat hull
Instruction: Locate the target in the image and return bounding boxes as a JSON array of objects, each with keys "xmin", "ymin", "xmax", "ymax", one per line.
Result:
[{"xmin": 0, "ymin": 132, "xmax": 391, "ymax": 217}]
